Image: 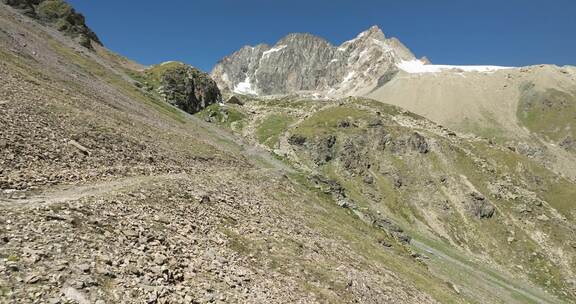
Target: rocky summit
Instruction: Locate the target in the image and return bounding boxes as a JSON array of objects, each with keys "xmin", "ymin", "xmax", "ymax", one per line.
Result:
[
  {"xmin": 211, "ymin": 26, "xmax": 416, "ymax": 96},
  {"xmin": 1, "ymin": 1, "xmax": 575, "ymax": 304}
]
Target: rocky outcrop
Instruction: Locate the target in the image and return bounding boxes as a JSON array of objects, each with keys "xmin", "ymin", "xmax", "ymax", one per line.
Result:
[
  {"xmin": 211, "ymin": 26, "xmax": 416, "ymax": 97},
  {"xmin": 309, "ymin": 135, "xmax": 336, "ymax": 165},
  {"xmin": 2, "ymin": 0, "xmax": 102, "ymax": 49},
  {"xmin": 465, "ymin": 192, "xmax": 495, "ymax": 219},
  {"xmin": 158, "ymin": 65, "xmax": 222, "ymax": 114},
  {"xmin": 226, "ymin": 95, "xmax": 244, "ymax": 106}
]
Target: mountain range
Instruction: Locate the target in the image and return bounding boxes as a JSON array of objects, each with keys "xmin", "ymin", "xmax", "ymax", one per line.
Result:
[{"xmin": 1, "ymin": 1, "xmax": 575, "ymax": 304}]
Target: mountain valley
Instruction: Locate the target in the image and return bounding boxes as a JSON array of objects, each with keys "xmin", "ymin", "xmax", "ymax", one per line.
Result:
[{"xmin": 1, "ymin": 1, "xmax": 575, "ymax": 304}]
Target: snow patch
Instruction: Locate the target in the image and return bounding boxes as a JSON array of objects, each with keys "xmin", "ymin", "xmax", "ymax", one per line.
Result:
[
  {"xmin": 262, "ymin": 45, "xmax": 287, "ymax": 57},
  {"xmin": 330, "ymin": 59, "xmax": 339, "ymax": 63},
  {"xmin": 397, "ymin": 60, "xmax": 513, "ymax": 74},
  {"xmin": 342, "ymin": 71, "xmax": 356, "ymax": 83},
  {"xmin": 160, "ymin": 61, "xmax": 178, "ymax": 66},
  {"xmin": 221, "ymin": 73, "xmax": 230, "ymax": 84},
  {"xmin": 234, "ymin": 76, "xmax": 257, "ymax": 95}
]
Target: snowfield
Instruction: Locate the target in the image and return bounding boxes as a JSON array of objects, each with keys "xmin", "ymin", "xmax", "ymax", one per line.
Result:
[
  {"xmin": 397, "ymin": 59, "xmax": 513, "ymax": 74},
  {"xmin": 234, "ymin": 76, "xmax": 256, "ymax": 94}
]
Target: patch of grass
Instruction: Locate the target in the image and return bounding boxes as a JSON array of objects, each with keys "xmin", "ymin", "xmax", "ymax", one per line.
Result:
[
  {"xmin": 518, "ymin": 86, "xmax": 576, "ymax": 142},
  {"xmin": 196, "ymin": 104, "xmax": 246, "ymax": 129},
  {"xmin": 37, "ymin": 0, "xmax": 72, "ymax": 19},
  {"xmin": 256, "ymin": 114, "xmax": 294, "ymax": 148},
  {"xmin": 137, "ymin": 62, "xmax": 188, "ymax": 90},
  {"xmin": 293, "ymin": 106, "xmax": 373, "ymax": 137},
  {"xmin": 221, "ymin": 228, "xmax": 254, "ymax": 255}
]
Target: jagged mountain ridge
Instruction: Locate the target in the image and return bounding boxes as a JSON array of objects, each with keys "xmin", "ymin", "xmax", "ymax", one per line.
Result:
[{"xmin": 211, "ymin": 26, "xmax": 416, "ymax": 96}]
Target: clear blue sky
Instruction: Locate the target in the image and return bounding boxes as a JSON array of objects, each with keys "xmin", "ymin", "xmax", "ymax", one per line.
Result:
[{"xmin": 68, "ymin": 0, "xmax": 575, "ymax": 72}]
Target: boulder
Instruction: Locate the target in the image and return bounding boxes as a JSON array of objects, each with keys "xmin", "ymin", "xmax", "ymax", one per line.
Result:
[
  {"xmin": 159, "ymin": 65, "xmax": 222, "ymax": 114},
  {"xmin": 466, "ymin": 192, "xmax": 495, "ymax": 219},
  {"xmin": 310, "ymin": 135, "xmax": 336, "ymax": 165},
  {"xmin": 409, "ymin": 132, "xmax": 429, "ymax": 154},
  {"xmin": 288, "ymin": 134, "xmax": 306, "ymax": 146},
  {"xmin": 226, "ymin": 95, "xmax": 244, "ymax": 106}
]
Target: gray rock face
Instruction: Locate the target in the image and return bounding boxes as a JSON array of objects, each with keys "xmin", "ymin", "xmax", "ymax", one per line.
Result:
[
  {"xmin": 159, "ymin": 65, "xmax": 222, "ymax": 114},
  {"xmin": 466, "ymin": 192, "xmax": 495, "ymax": 219},
  {"xmin": 211, "ymin": 26, "xmax": 416, "ymax": 97}
]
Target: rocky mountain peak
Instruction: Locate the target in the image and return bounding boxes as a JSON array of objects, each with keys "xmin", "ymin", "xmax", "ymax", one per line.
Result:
[
  {"xmin": 278, "ymin": 32, "xmax": 332, "ymax": 46},
  {"xmin": 359, "ymin": 25, "xmax": 386, "ymax": 40},
  {"xmin": 211, "ymin": 26, "xmax": 417, "ymax": 97}
]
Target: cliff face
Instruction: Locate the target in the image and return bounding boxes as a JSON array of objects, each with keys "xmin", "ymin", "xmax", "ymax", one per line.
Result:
[{"xmin": 211, "ymin": 26, "xmax": 416, "ymax": 96}]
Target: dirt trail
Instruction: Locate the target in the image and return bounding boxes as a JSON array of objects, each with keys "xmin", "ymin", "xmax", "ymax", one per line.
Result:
[
  {"xmin": 183, "ymin": 109, "xmax": 295, "ymax": 174},
  {"xmin": 412, "ymin": 240, "xmax": 563, "ymax": 304},
  {"xmin": 0, "ymin": 109, "xmax": 294, "ymax": 209},
  {"xmin": 0, "ymin": 173, "xmax": 186, "ymax": 208}
]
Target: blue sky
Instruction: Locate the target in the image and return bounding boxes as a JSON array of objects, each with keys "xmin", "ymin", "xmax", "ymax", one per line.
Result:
[{"xmin": 68, "ymin": 0, "xmax": 575, "ymax": 72}]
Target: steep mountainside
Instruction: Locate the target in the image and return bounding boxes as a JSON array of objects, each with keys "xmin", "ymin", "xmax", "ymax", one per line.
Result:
[
  {"xmin": 211, "ymin": 26, "xmax": 416, "ymax": 96},
  {"xmin": 0, "ymin": 3, "xmax": 471, "ymax": 304},
  {"xmin": 365, "ymin": 64, "xmax": 576, "ymax": 179},
  {"xmin": 205, "ymin": 94, "xmax": 576, "ymax": 303}
]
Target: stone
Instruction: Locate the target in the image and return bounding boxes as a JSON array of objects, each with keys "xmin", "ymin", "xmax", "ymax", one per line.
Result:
[
  {"xmin": 288, "ymin": 134, "xmax": 306, "ymax": 146},
  {"xmin": 337, "ymin": 120, "xmax": 351, "ymax": 128},
  {"xmin": 226, "ymin": 95, "xmax": 244, "ymax": 106},
  {"xmin": 363, "ymin": 175, "xmax": 374, "ymax": 184},
  {"xmin": 68, "ymin": 140, "xmax": 91, "ymax": 156},
  {"xmin": 408, "ymin": 132, "xmax": 429, "ymax": 154},
  {"xmin": 200, "ymin": 195, "xmax": 211, "ymax": 204},
  {"xmin": 466, "ymin": 192, "xmax": 495, "ymax": 219},
  {"xmin": 77, "ymin": 264, "xmax": 91, "ymax": 273},
  {"xmin": 153, "ymin": 253, "xmax": 167, "ymax": 265},
  {"xmin": 537, "ymin": 214, "xmax": 550, "ymax": 221},
  {"xmin": 24, "ymin": 274, "xmax": 40, "ymax": 284},
  {"xmin": 367, "ymin": 119, "xmax": 382, "ymax": 127}
]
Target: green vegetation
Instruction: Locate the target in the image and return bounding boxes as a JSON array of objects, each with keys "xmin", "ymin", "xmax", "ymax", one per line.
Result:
[
  {"xmin": 518, "ymin": 86, "xmax": 576, "ymax": 142},
  {"xmin": 256, "ymin": 114, "xmax": 294, "ymax": 148},
  {"xmin": 282, "ymin": 172, "xmax": 463, "ymax": 304},
  {"xmin": 134, "ymin": 62, "xmax": 188, "ymax": 91},
  {"xmin": 36, "ymin": 0, "xmax": 71, "ymax": 20},
  {"xmin": 293, "ymin": 105, "xmax": 373, "ymax": 137},
  {"xmin": 196, "ymin": 104, "xmax": 246, "ymax": 129}
]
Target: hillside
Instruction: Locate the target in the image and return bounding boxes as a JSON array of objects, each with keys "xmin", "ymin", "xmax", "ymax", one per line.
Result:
[
  {"xmin": 1, "ymin": 1, "xmax": 575, "ymax": 304},
  {"xmin": 202, "ymin": 94, "xmax": 576, "ymax": 303},
  {"xmin": 0, "ymin": 3, "xmax": 471, "ymax": 304},
  {"xmin": 365, "ymin": 64, "xmax": 576, "ymax": 180},
  {"xmin": 214, "ymin": 27, "xmax": 576, "ymax": 182}
]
